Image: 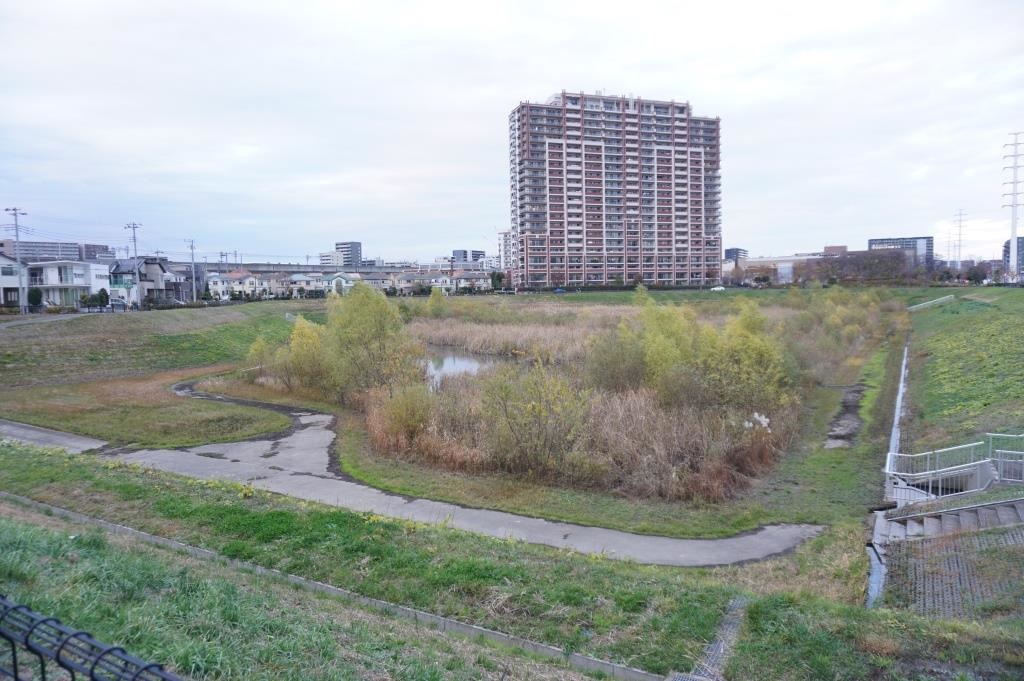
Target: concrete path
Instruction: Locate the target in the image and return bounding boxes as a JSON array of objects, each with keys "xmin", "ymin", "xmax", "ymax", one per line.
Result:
[
  {"xmin": 1, "ymin": 395, "xmax": 822, "ymax": 567},
  {"xmin": 0, "ymin": 419, "xmax": 107, "ymax": 454}
]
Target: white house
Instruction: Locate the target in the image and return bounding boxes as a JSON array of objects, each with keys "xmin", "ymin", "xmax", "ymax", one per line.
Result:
[
  {"xmin": 0, "ymin": 253, "xmax": 25, "ymax": 309},
  {"xmin": 26, "ymin": 260, "xmax": 111, "ymax": 308},
  {"xmin": 324, "ymin": 272, "xmax": 362, "ymax": 295}
]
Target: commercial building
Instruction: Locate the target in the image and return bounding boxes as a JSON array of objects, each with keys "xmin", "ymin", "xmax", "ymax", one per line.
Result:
[
  {"xmin": 319, "ymin": 242, "xmax": 362, "ymax": 268},
  {"xmin": 452, "ymin": 249, "xmax": 485, "ymax": 263},
  {"xmin": 867, "ymin": 236, "xmax": 934, "ymax": 271},
  {"xmin": 509, "ymin": 91, "xmax": 721, "ymax": 288},
  {"xmin": 723, "ymin": 247, "xmax": 747, "ymax": 264}
]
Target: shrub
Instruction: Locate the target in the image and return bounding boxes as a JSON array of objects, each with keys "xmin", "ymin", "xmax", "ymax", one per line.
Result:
[
  {"xmin": 322, "ymin": 284, "xmax": 423, "ymax": 399},
  {"xmin": 369, "ymin": 384, "xmax": 433, "ymax": 450},
  {"xmin": 481, "ymin": 363, "xmax": 589, "ymax": 477},
  {"xmin": 585, "ymin": 323, "xmax": 646, "ymax": 392},
  {"xmin": 27, "ymin": 288, "xmax": 42, "ymax": 306},
  {"xmin": 425, "ymin": 287, "xmax": 447, "ymax": 318}
]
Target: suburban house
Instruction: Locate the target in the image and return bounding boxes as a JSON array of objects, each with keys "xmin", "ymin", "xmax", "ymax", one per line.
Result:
[
  {"xmin": 0, "ymin": 253, "xmax": 25, "ymax": 308},
  {"xmin": 286, "ymin": 272, "xmax": 327, "ymax": 297},
  {"xmin": 109, "ymin": 257, "xmax": 173, "ymax": 306},
  {"xmin": 25, "ymin": 260, "xmax": 111, "ymax": 308},
  {"xmin": 397, "ymin": 271, "xmax": 453, "ymax": 295},
  {"xmin": 453, "ymin": 270, "xmax": 492, "ymax": 292},
  {"xmin": 324, "ymin": 272, "xmax": 360, "ymax": 295}
]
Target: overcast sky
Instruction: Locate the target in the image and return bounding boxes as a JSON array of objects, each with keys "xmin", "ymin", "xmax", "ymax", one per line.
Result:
[{"xmin": 1, "ymin": 0, "xmax": 1022, "ymax": 264}]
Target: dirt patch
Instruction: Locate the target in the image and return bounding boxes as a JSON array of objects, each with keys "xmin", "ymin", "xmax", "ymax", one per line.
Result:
[{"xmin": 824, "ymin": 384, "xmax": 866, "ymax": 449}]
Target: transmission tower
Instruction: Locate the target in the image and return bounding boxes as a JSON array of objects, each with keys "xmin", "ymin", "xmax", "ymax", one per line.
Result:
[
  {"xmin": 954, "ymin": 209, "xmax": 966, "ymax": 272},
  {"xmin": 1004, "ymin": 133, "xmax": 1023, "ymax": 284}
]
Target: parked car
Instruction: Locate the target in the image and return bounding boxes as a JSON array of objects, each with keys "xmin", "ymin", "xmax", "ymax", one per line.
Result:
[{"xmin": 710, "ymin": 286, "xmax": 726, "ymax": 292}]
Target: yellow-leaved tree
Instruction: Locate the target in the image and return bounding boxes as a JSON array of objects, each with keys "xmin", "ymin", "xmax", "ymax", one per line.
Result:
[{"xmin": 323, "ymin": 283, "xmax": 423, "ymax": 399}]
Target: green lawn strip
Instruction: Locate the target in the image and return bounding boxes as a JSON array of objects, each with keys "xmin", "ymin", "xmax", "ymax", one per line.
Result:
[
  {"xmin": 726, "ymin": 593, "xmax": 1023, "ymax": 681},
  {"xmin": 0, "ymin": 441, "xmax": 731, "ymax": 676},
  {"xmin": 0, "ymin": 370, "xmax": 292, "ymax": 448},
  {"xmin": 148, "ymin": 314, "xmax": 295, "ymax": 369},
  {"xmin": 0, "ymin": 514, "xmax": 586, "ymax": 681},
  {"xmin": 907, "ymin": 289, "xmax": 1024, "ymax": 448},
  {"xmin": 0, "ymin": 397, "xmax": 290, "ymax": 448}
]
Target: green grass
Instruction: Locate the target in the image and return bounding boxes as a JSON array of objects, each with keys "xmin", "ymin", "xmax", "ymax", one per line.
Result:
[
  {"xmin": 728, "ymin": 593, "xmax": 1023, "ymax": 681},
  {"xmin": 0, "ymin": 370, "xmax": 291, "ymax": 448},
  {"xmin": 0, "ymin": 513, "xmax": 585, "ymax": 680},
  {"xmin": 0, "ymin": 300, "xmax": 324, "ymax": 389},
  {"xmin": 906, "ymin": 288, "xmax": 1024, "ymax": 448},
  {"xmin": 0, "ymin": 440, "xmax": 732, "ymax": 676}
]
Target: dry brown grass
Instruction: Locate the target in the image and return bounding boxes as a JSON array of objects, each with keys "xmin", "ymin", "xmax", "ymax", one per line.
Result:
[{"xmin": 408, "ymin": 319, "xmax": 595, "ymax": 362}]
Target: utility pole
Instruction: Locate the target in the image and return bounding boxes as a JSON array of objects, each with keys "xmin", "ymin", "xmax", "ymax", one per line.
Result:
[
  {"xmin": 124, "ymin": 222, "xmax": 141, "ymax": 308},
  {"xmin": 185, "ymin": 238, "xmax": 197, "ymax": 302},
  {"xmin": 1004, "ymin": 132, "xmax": 1023, "ymax": 284},
  {"xmin": 954, "ymin": 209, "xmax": 966, "ymax": 273},
  {"xmin": 4, "ymin": 207, "xmax": 26, "ymax": 313}
]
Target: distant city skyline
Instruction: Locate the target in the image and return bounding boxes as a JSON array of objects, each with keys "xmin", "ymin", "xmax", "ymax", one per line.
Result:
[{"xmin": 1, "ymin": 1, "xmax": 1022, "ymax": 265}]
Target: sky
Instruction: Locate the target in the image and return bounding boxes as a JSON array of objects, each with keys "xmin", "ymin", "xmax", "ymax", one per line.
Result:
[{"xmin": 1, "ymin": 0, "xmax": 1023, "ymax": 265}]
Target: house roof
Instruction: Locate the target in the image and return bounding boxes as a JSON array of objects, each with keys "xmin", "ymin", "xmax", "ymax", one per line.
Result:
[{"xmin": 110, "ymin": 258, "xmax": 168, "ymax": 275}]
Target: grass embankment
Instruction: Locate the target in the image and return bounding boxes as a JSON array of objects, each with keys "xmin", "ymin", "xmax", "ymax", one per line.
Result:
[
  {"xmin": 905, "ymin": 288, "xmax": 1024, "ymax": 449},
  {"xmin": 0, "ymin": 441, "xmax": 731, "ymax": 676},
  {"xmin": 0, "ymin": 300, "xmax": 323, "ymax": 389},
  {"xmin": 0, "ymin": 368, "xmax": 290, "ymax": 448},
  {"xmin": 727, "ymin": 592, "xmax": 1023, "ymax": 681},
  {"xmin": 0, "ymin": 505, "xmax": 586, "ymax": 681},
  {"xmin": 3, "ymin": 442, "xmax": 1020, "ymax": 681},
  {"xmin": 0, "ymin": 302, "xmax": 319, "ymax": 447}
]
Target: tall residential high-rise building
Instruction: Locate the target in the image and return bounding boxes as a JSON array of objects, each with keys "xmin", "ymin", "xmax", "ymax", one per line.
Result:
[
  {"xmin": 509, "ymin": 91, "xmax": 722, "ymax": 288},
  {"xmin": 497, "ymin": 230, "xmax": 514, "ymax": 270},
  {"xmin": 867, "ymin": 236, "xmax": 934, "ymax": 271}
]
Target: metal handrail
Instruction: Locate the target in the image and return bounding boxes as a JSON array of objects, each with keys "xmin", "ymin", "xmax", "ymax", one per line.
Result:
[{"xmin": 0, "ymin": 595, "xmax": 182, "ymax": 680}]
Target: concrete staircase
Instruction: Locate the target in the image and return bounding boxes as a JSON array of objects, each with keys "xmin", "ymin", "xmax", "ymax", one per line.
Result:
[{"xmin": 876, "ymin": 498, "xmax": 1024, "ymax": 544}]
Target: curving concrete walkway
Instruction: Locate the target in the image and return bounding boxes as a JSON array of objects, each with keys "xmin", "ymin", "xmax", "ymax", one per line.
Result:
[{"xmin": 1, "ymin": 389, "xmax": 822, "ymax": 567}]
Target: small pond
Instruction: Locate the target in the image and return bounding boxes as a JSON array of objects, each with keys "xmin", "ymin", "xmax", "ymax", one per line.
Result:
[{"xmin": 424, "ymin": 349, "xmax": 504, "ymax": 388}]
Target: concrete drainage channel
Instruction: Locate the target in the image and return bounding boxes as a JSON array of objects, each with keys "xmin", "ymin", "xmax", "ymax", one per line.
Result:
[{"xmin": 0, "ymin": 491, "xmax": 747, "ymax": 681}]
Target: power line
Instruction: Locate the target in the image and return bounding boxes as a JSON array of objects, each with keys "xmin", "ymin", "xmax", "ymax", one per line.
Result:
[
  {"xmin": 124, "ymin": 222, "xmax": 142, "ymax": 307},
  {"xmin": 185, "ymin": 238, "xmax": 197, "ymax": 303},
  {"xmin": 3, "ymin": 207, "xmax": 27, "ymax": 313}
]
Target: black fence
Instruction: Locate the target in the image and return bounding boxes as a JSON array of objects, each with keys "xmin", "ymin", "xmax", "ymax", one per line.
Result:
[{"xmin": 0, "ymin": 595, "xmax": 182, "ymax": 680}]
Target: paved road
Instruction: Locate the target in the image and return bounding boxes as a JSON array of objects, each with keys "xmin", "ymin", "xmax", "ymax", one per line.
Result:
[
  {"xmin": 0, "ymin": 420, "xmax": 107, "ymax": 453},
  {"xmin": 1, "ymin": 402, "xmax": 822, "ymax": 567}
]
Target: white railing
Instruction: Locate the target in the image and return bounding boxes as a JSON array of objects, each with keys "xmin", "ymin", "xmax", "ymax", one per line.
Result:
[
  {"xmin": 993, "ymin": 450, "xmax": 1024, "ymax": 483},
  {"xmin": 906, "ymin": 294, "xmax": 954, "ymax": 312},
  {"xmin": 889, "ymin": 441, "xmax": 986, "ymax": 474},
  {"xmin": 885, "ymin": 434, "xmax": 1024, "ymax": 504}
]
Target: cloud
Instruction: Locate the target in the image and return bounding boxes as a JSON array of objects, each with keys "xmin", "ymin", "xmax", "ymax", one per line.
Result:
[{"xmin": 0, "ymin": 0, "xmax": 1022, "ymax": 262}]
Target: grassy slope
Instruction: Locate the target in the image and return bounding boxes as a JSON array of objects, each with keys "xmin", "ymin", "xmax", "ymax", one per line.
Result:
[
  {"xmin": 0, "ymin": 508, "xmax": 586, "ymax": 681},
  {"xmin": 0, "ymin": 367, "xmax": 290, "ymax": 447},
  {"xmin": 0, "ymin": 300, "xmax": 324, "ymax": 389},
  {"xmin": 0, "ymin": 440, "xmax": 731, "ymax": 676},
  {"xmin": 0, "ymin": 302, "xmax": 318, "ymax": 447},
  {"xmin": 906, "ymin": 288, "xmax": 1024, "ymax": 449}
]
